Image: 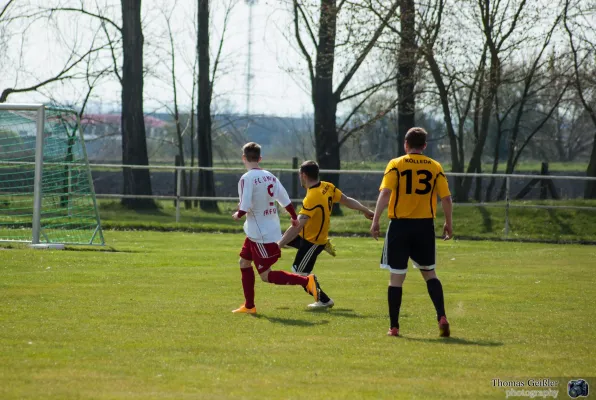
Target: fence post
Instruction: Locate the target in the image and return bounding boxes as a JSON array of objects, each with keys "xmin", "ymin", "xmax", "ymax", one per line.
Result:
[
  {"xmin": 292, "ymin": 157, "xmax": 298, "ymax": 204},
  {"xmin": 505, "ymin": 176, "xmax": 510, "ymax": 237},
  {"xmin": 175, "ymin": 156, "xmax": 181, "ymax": 223},
  {"xmin": 540, "ymin": 162, "xmax": 548, "ymax": 199}
]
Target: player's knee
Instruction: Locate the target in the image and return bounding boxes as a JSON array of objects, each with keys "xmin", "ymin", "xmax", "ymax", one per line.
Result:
[
  {"xmin": 421, "ymin": 269, "xmax": 437, "ymax": 281},
  {"xmin": 389, "ymin": 272, "xmax": 406, "ymax": 287},
  {"xmin": 239, "ymin": 258, "xmax": 252, "ymax": 269},
  {"xmin": 258, "ymin": 269, "xmax": 269, "ymax": 282}
]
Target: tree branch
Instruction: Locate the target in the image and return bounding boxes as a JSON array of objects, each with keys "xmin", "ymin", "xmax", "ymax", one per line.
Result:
[
  {"xmin": 333, "ymin": 0, "xmax": 400, "ymax": 100},
  {"xmin": 211, "ymin": 0, "xmax": 235, "ymax": 88},
  {"xmin": 293, "ymin": 0, "xmax": 315, "ymax": 98},
  {"xmin": 0, "ymin": 43, "xmax": 109, "ymax": 103},
  {"xmin": 47, "ymin": 7, "xmax": 121, "ymax": 32},
  {"xmin": 338, "ymin": 98, "xmax": 399, "ymax": 147},
  {"xmin": 296, "ymin": 0, "xmax": 318, "ymax": 48},
  {"xmin": 0, "ymin": 0, "xmax": 15, "ymax": 20},
  {"xmin": 339, "ymin": 73, "xmax": 397, "ymax": 103}
]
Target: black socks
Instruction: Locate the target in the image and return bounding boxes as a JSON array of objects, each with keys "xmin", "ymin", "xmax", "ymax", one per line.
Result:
[
  {"xmin": 426, "ymin": 278, "xmax": 446, "ymax": 321},
  {"xmin": 388, "ymin": 286, "xmax": 403, "ymax": 329}
]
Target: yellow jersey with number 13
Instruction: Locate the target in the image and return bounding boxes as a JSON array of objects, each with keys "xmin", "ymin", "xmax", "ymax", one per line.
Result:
[{"xmin": 380, "ymin": 154, "xmax": 450, "ymax": 219}]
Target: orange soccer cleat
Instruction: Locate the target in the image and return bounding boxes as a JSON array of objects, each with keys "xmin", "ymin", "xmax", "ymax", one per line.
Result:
[{"xmin": 232, "ymin": 305, "xmax": 257, "ymax": 314}]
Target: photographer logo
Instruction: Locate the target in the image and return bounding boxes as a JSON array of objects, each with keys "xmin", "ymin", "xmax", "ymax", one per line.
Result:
[{"xmin": 568, "ymin": 379, "xmax": 589, "ymax": 398}]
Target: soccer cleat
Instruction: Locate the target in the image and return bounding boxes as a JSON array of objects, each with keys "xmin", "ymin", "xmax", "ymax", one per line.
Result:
[
  {"xmin": 438, "ymin": 316, "xmax": 450, "ymax": 337},
  {"xmin": 232, "ymin": 305, "xmax": 257, "ymax": 314},
  {"xmin": 387, "ymin": 327, "xmax": 399, "ymax": 337},
  {"xmin": 305, "ymin": 274, "xmax": 320, "ymax": 302},
  {"xmin": 323, "ymin": 239, "xmax": 337, "ymax": 257},
  {"xmin": 307, "ymin": 299, "xmax": 334, "ymax": 309}
]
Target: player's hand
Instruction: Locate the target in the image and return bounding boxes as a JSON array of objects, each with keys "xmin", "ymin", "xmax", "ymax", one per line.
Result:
[
  {"xmin": 370, "ymin": 221, "xmax": 380, "ymax": 241},
  {"xmin": 443, "ymin": 222, "xmax": 453, "ymax": 240},
  {"xmin": 290, "ymin": 218, "xmax": 299, "ymax": 227},
  {"xmin": 363, "ymin": 209, "xmax": 374, "ymax": 220},
  {"xmin": 232, "ymin": 212, "xmax": 241, "ymax": 221},
  {"xmin": 277, "ymin": 241, "xmax": 286, "ymax": 249}
]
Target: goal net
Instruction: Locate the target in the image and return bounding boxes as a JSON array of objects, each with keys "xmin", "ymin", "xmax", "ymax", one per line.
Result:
[{"xmin": 0, "ymin": 104, "xmax": 104, "ymax": 246}]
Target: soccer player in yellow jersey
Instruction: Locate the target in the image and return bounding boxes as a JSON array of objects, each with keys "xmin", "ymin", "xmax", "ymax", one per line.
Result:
[
  {"xmin": 278, "ymin": 160, "xmax": 374, "ymax": 309},
  {"xmin": 370, "ymin": 127, "xmax": 453, "ymax": 338}
]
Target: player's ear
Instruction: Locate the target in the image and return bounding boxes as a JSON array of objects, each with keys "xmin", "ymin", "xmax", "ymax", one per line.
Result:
[{"xmin": 258, "ymin": 156, "xmax": 262, "ymax": 163}]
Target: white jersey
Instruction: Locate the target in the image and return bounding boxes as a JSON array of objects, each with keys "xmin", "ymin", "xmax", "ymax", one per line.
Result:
[{"xmin": 238, "ymin": 168, "xmax": 292, "ymax": 243}]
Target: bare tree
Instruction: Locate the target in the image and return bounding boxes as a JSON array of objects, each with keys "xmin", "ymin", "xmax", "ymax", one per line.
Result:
[
  {"xmin": 291, "ymin": 0, "xmax": 400, "ymax": 207},
  {"xmin": 119, "ymin": 0, "xmax": 155, "ymax": 209},
  {"xmin": 485, "ymin": 13, "xmax": 570, "ymax": 200},
  {"xmin": 157, "ymin": 1, "xmax": 191, "ymax": 208},
  {"xmin": 196, "ymin": 0, "xmax": 233, "ymax": 212},
  {"xmin": 39, "ymin": 1, "xmax": 155, "ymax": 208},
  {"xmin": 0, "ymin": 2, "xmax": 111, "ymax": 103},
  {"xmin": 397, "ymin": 0, "xmax": 416, "ymax": 155},
  {"xmin": 563, "ymin": 0, "xmax": 596, "ymax": 198}
]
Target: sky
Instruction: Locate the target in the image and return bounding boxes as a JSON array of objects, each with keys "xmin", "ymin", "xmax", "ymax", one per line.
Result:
[
  {"xmin": 2, "ymin": 0, "xmax": 590, "ymax": 118},
  {"xmin": 0, "ymin": 0, "xmax": 314, "ymax": 117}
]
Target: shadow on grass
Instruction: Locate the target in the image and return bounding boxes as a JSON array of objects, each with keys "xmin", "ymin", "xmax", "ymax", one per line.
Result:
[
  {"xmin": 478, "ymin": 206, "xmax": 493, "ymax": 233},
  {"xmin": 305, "ymin": 307, "xmax": 370, "ymax": 319},
  {"xmin": 64, "ymin": 246, "xmax": 135, "ymax": 253},
  {"xmin": 254, "ymin": 314, "xmax": 330, "ymax": 327},
  {"xmin": 547, "ymin": 209, "xmax": 574, "ymax": 235},
  {"xmin": 400, "ymin": 336, "xmax": 503, "ymax": 347}
]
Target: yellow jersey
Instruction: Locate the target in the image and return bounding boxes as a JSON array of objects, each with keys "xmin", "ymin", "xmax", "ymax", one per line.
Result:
[
  {"xmin": 299, "ymin": 181, "xmax": 343, "ymax": 245},
  {"xmin": 380, "ymin": 154, "xmax": 450, "ymax": 219}
]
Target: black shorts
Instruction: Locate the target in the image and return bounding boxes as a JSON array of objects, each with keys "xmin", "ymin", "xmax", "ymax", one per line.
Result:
[
  {"xmin": 381, "ymin": 218, "xmax": 436, "ymax": 274},
  {"xmin": 287, "ymin": 236, "xmax": 324, "ymax": 275}
]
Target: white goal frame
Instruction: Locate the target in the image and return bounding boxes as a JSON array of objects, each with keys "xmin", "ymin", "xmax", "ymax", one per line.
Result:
[{"xmin": 0, "ymin": 103, "xmax": 104, "ymax": 247}]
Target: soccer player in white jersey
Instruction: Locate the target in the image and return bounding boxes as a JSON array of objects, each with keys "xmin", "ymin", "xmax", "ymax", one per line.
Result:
[{"xmin": 231, "ymin": 142, "xmax": 320, "ymax": 314}]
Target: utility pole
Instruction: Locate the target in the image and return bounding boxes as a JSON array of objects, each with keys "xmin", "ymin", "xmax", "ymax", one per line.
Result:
[{"xmin": 245, "ymin": 0, "xmax": 256, "ymax": 116}]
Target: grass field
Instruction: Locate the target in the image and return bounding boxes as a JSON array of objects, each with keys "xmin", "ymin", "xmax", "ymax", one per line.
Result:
[{"xmin": 1, "ymin": 232, "xmax": 595, "ymax": 399}]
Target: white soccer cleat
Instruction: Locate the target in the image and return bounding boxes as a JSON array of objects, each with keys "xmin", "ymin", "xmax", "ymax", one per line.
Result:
[
  {"xmin": 307, "ymin": 299, "xmax": 334, "ymax": 309},
  {"xmin": 323, "ymin": 240, "xmax": 337, "ymax": 257}
]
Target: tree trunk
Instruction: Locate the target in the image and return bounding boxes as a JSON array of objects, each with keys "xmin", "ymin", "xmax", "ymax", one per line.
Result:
[
  {"xmin": 197, "ymin": 0, "xmax": 218, "ymax": 212},
  {"xmin": 313, "ymin": 0, "xmax": 341, "ymax": 213},
  {"xmin": 586, "ymin": 134, "xmax": 596, "ymax": 198},
  {"xmin": 486, "ymin": 120, "xmax": 504, "ymax": 202},
  {"xmin": 396, "ymin": 0, "xmax": 416, "ymax": 156},
  {"xmin": 424, "ymin": 51, "xmax": 465, "ymax": 200},
  {"xmin": 462, "ymin": 55, "xmax": 500, "ymax": 198},
  {"xmin": 120, "ymin": 0, "xmax": 156, "ymax": 209}
]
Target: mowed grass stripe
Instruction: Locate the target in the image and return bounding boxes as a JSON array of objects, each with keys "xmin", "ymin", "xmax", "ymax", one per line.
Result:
[{"xmin": 1, "ymin": 232, "xmax": 595, "ymax": 399}]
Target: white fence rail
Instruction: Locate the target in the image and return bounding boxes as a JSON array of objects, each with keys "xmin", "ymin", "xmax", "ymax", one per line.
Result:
[{"xmin": 3, "ymin": 161, "xmax": 596, "ymax": 237}]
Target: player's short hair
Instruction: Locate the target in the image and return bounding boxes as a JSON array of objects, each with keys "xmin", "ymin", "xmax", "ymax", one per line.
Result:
[
  {"xmin": 242, "ymin": 142, "xmax": 261, "ymax": 162},
  {"xmin": 405, "ymin": 127, "xmax": 428, "ymax": 149},
  {"xmin": 300, "ymin": 160, "xmax": 319, "ymax": 180}
]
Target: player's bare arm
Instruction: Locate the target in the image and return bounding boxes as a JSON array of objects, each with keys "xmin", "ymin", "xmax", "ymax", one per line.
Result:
[
  {"xmin": 339, "ymin": 194, "xmax": 374, "ymax": 220},
  {"xmin": 370, "ymin": 189, "xmax": 391, "ymax": 240},
  {"xmin": 278, "ymin": 214, "xmax": 309, "ymax": 248},
  {"xmin": 440, "ymin": 195, "xmax": 453, "ymax": 240}
]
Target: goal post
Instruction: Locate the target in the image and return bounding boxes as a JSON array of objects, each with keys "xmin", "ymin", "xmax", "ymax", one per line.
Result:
[{"xmin": 0, "ymin": 103, "xmax": 104, "ymax": 246}]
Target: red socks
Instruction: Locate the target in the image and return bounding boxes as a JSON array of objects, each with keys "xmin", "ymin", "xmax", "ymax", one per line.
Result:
[
  {"xmin": 240, "ymin": 268, "xmax": 255, "ymax": 309},
  {"xmin": 268, "ymin": 270, "xmax": 308, "ymax": 286}
]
